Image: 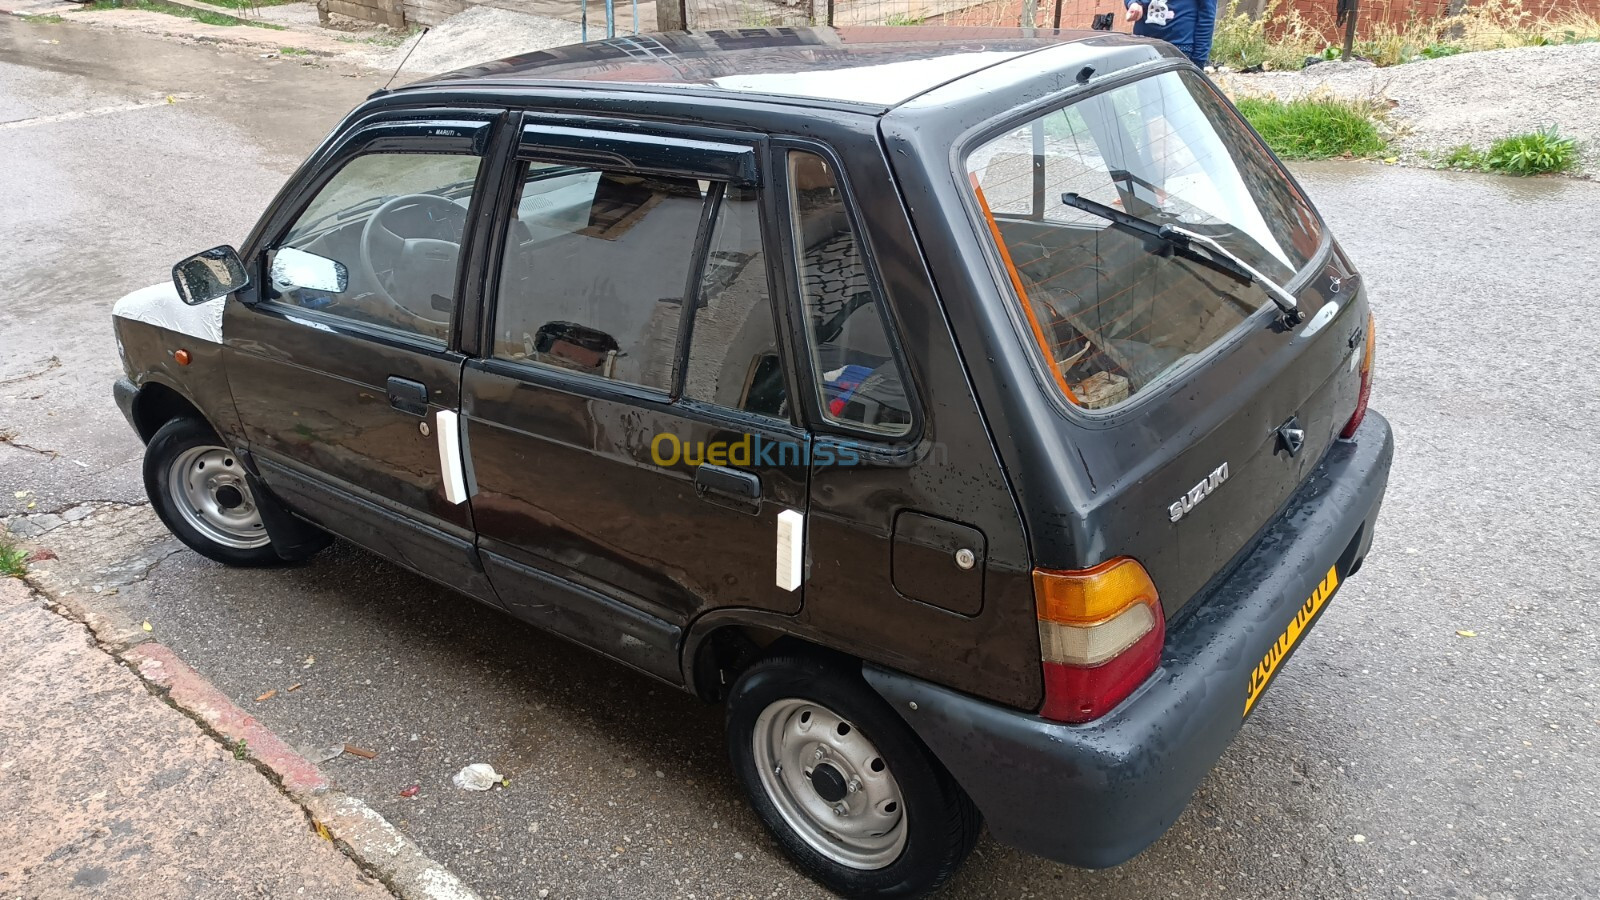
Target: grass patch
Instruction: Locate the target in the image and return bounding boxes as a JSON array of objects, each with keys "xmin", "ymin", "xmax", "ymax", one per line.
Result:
[
  {"xmin": 883, "ymin": 14, "xmax": 924, "ymax": 25},
  {"xmin": 1235, "ymin": 95, "xmax": 1387, "ymax": 159},
  {"xmin": 1440, "ymin": 128, "xmax": 1581, "ymax": 175},
  {"xmin": 22, "ymin": 13, "xmax": 65, "ymax": 22},
  {"xmin": 279, "ymin": 45, "xmax": 310, "ymax": 56},
  {"xmin": 79, "ymin": 0, "xmax": 285, "ymax": 29},
  {"xmin": 0, "ymin": 537, "xmax": 26, "ymax": 578}
]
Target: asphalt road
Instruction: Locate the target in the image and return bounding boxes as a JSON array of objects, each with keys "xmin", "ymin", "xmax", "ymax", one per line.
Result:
[{"xmin": 3, "ymin": 19, "xmax": 1598, "ymax": 900}]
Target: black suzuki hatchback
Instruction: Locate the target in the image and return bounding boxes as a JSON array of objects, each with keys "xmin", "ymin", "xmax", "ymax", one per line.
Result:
[{"xmin": 113, "ymin": 26, "xmax": 1392, "ymax": 898}]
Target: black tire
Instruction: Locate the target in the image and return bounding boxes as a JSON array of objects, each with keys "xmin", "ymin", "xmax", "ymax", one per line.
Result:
[
  {"xmin": 726, "ymin": 650, "xmax": 981, "ymax": 899},
  {"xmin": 144, "ymin": 417, "xmax": 281, "ymax": 567}
]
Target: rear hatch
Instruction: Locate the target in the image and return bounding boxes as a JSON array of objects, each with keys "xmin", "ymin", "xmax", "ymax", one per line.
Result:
[{"xmin": 962, "ymin": 66, "xmax": 1369, "ymax": 616}]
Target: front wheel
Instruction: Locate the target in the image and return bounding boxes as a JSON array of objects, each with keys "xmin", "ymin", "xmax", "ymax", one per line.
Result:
[
  {"xmin": 726, "ymin": 651, "xmax": 981, "ymax": 898},
  {"xmin": 144, "ymin": 417, "xmax": 278, "ymax": 567}
]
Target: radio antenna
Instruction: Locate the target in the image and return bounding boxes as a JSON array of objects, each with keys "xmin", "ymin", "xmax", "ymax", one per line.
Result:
[{"xmin": 382, "ymin": 26, "xmax": 431, "ymax": 93}]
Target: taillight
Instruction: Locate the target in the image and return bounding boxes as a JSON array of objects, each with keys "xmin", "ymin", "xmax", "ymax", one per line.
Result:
[
  {"xmin": 1035, "ymin": 558, "xmax": 1165, "ymax": 724},
  {"xmin": 1340, "ymin": 313, "xmax": 1377, "ymax": 440}
]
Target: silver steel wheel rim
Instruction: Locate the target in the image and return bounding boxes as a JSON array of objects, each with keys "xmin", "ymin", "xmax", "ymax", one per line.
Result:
[
  {"xmin": 752, "ymin": 698, "xmax": 908, "ymax": 870},
  {"xmin": 166, "ymin": 445, "xmax": 269, "ymax": 550}
]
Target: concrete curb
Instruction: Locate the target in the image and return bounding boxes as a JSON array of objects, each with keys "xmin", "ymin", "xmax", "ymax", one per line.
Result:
[
  {"xmin": 124, "ymin": 642, "xmax": 480, "ymax": 900},
  {"xmin": 26, "ymin": 575, "xmax": 480, "ymax": 900}
]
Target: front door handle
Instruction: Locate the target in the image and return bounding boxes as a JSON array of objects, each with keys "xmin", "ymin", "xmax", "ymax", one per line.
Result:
[
  {"xmin": 386, "ymin": 376, "xmax": 428, "ymax": 416},
  {"xmin": 694, "ymin": 464, "xmax": 761, "ymax": 510}
]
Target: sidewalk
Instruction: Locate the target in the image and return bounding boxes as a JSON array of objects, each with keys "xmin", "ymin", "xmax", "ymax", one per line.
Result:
[{"xmin": 0, "ymin": 577, "xmax": 388, "ymax": 898}]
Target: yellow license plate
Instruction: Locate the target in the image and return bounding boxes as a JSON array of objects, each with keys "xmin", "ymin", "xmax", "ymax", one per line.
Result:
[{"xmin": 1244, "ymin": 565, "xmax": 1340, "ymax": 717}]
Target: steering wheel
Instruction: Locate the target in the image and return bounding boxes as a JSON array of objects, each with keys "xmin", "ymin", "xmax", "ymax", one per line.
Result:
[{"xmin": 359, "ymin": 193, "xmax": 469, "ymax": 326}]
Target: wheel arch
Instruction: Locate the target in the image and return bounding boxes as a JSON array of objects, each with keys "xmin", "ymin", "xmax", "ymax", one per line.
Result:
[
  {"xmin": 683, "ymin": 610, "xmax": 865, "ymax": 703},
  {"xmin": 129, "ymin": 379, "xmax": 212, "ymax": 443}
]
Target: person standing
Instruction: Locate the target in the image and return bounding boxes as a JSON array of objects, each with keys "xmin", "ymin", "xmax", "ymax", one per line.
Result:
[{"xmin": 1125, "ymin": 0, "xmax": 1219, "ymax": 68}]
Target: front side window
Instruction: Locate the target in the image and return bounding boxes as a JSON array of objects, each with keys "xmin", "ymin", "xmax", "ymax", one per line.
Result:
[
  {"xmin": 492, "ymin": 163, "xmax": 709, "ymax": 391},
  {"xmin": 787, "ymin": 150, "xmax": 912, "ymax": 436},
  {"xmin": 270, "ymin": 152, "xmax": 481, "ymax": 344},
  {"xmin": 966, "ymin": 70, "xmax": 1325, "ymax": 411}
]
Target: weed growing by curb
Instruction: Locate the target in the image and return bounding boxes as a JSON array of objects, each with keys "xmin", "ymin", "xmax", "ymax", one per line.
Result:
[
  {"xmin": 1235, "ymin": 95, "xmax": 1387, "ymax": 160},
  {"xmin": 1439, "ymin": 128, "xmax": 1580, "ymax": 176},
  {"xmin": 0, "ymin": 538, "xmax": 26, "ymax": 578},
  {"xmin": 1485, "ymin": 129, "xmax": 1581, "ymax": 175},
  {"xmin": 22, "ymin": 13, "xmax": 65, "ymax": 23}
]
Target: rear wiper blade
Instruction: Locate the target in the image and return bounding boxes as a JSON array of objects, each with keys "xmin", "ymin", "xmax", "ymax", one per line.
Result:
[{"xmin": 1062, "ymin": 192, "xmax": 1304, "ymax": 325}]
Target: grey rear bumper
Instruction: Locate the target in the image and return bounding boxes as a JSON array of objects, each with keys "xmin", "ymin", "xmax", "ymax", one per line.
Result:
[{"xmin": 865, "ymin": 411, "xmax": 1394, "ymax": 869}]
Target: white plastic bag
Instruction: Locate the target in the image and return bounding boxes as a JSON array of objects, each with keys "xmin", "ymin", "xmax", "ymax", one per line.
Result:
[{"xmin": 451, "ymin": 763, "xmax": 502, "ymax": 791}]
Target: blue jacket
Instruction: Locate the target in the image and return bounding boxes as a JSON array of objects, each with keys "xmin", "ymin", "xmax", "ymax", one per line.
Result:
[{"xmin": 1127, "ymin": 0, "xmax": 1217, "ymax": 64}]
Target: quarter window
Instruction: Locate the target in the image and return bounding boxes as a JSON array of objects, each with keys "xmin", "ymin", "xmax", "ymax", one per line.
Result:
[
  {"xmin": 683, "ymin": 186, "xmax": 788, "ymax": 420},
  {"xmin": 491, "ymin": 162, "xmax": 707, "ymax": 392},
  {"xmin": 270, "ymin": 152, "xmax": 481, "ymax": 344},
  {"xmin": 787, "ymin": 150, "xmax": 912, "ymax": 436}
]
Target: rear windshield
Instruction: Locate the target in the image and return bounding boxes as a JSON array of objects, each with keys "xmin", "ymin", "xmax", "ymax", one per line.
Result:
[{"xmin": 965, "ymin": 69, "xmax": 1324, "ymax": 412}]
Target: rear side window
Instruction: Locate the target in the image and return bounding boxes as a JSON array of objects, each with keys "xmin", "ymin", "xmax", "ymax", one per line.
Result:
[
  {"xmin": 683, "ymin": 186, "xmax": 788, "ymax": 420},
  {"xmin": 787, "ymin": 150, "xmax": 912, "ymax": 437},
  {"xmin": 966, "ymin": 70, "xmax": 1325, "ymax": 411},
  {"xmin": 492, "ymin": 163, "xmax": 706, "ymax": 391}
]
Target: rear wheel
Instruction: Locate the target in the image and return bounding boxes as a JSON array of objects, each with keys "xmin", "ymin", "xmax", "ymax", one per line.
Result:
[
  {"xmin": 726, "ymin": 651, "xmax": 980, "ymax": 898},
  {"xmin": 144, "ymin": 417, "xmax": 278, "ymax": 567}
]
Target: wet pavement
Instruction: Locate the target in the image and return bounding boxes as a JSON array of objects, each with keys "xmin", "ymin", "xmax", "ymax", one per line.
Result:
[
  {"xmin": 0, "ymin": 577, "xmax": 390, "ymax": 899},
  {"xmin": 3, "ymin": 18, "xmax": 1598, "ymax": 900}
]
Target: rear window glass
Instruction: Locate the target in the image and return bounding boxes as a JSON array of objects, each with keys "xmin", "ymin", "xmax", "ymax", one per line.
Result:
[{"xmin": 966, "ymin": 69, "xmax": 1324, "ymax": 411}]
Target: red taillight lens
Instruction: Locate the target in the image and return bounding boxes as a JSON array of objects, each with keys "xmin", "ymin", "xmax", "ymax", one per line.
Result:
[
  {"xmin": 1340, "ymin": 313, "xmax": 1377, "ymax": 440},
  {"xmin": 1035, "ymin": 559, "xmax": 1165, "ymax": 724},
  {"xmin": 1041, "ymin": 625, "xmax": 1165, "ymax": 723}
]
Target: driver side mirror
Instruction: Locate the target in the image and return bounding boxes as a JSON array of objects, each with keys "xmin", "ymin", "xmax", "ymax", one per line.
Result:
[
  {"xmin": 269, "ymin": 246, "xmax": 349, "ymax": 294},
  {"xmin": 172, "ymin": 245, "xmax": 249, "ymax": 305}
]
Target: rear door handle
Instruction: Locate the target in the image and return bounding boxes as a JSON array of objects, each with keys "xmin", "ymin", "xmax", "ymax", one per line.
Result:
[
  {"xmin": 386, "ymin": 376, "xmax": 429, "ymax": 416},
  {"xmin": 694, "ymin": 464, "xmax": 761, "ymax": 508}
]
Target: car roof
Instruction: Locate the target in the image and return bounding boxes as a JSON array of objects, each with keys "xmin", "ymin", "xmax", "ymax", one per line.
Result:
[{"xmin": 404, "ymin": 27, "xmax": 1110, "ymax": 111}]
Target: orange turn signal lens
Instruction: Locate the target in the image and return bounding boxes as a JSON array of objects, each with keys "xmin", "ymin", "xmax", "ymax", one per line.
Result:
[
  {"xmin": 174, "ymin": 348, "xmax": 192, "ymax": 366},
  {"xmin": 1034, "ymin": 557, "xmax": 1160, "ymax": 626}
]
